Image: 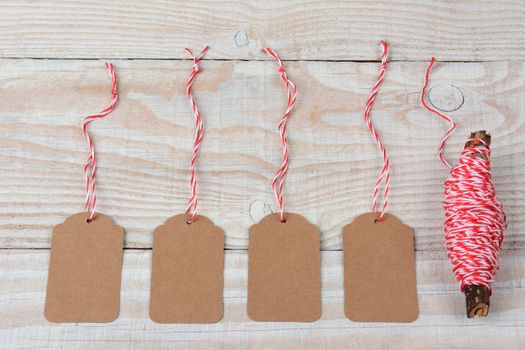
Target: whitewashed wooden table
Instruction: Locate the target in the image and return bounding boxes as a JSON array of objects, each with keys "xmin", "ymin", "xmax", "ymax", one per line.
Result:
[{"xmin": 1, "ymin": 1, "xmax": 524, "ymax": 349}]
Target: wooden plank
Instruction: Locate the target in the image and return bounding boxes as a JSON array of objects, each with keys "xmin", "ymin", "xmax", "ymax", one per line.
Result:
[
  {"xmin": 0, "ymin": 1, "xmax": 524, "ymax": 61},
  {"xmin": 0, "ymin": 59, "xmax": 523, "ymax": 250},
  {"xmin": 0, "ymin": 249, "xmax": 524, "ymax": 349}
]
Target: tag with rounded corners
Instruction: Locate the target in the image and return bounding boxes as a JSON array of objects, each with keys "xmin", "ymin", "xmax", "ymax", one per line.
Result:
[
  {"xmin": 343, "ymin": 212, "xmax": 419, "ymax": 322},
  {"xmin": 45, "ymin": 212, "xmax": 124, "ymax": 323},
  {"xmin": 248, "ymin": 213, "xmax": 321, "ymax": 322},
  {"xmin": 149, "ymin": 214, "xmax": 224, "ymax": 323}
]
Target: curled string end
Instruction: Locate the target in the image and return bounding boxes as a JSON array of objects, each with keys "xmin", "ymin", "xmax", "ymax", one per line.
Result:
[
  {"xmin": 200, "ymin": 44, "xmax": 209, "ymax": 58},
  {"xmin": 380, "ymin": 40, "xmax": 388, "ymax": 52},
  {"xmin": 183, "ymin": 48, "xmax": 194, "ymax": 60},
  {"xmin": 421, "ymin": 57, "xmax": 456, "ymax": 170}
]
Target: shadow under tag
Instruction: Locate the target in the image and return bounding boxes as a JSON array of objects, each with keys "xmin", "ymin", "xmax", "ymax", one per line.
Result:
[
  {"xmin": 149, "ymin": 214, "xmax": 224, "ymax": 323},
  {"xmin": 248, "ymin": 213, "xmax": 321, "ymax": 322},
  {"xmin": 343, "ymin": 212, "xmax": 419, "ymax": 322},
  {"xmin": 45, "ymin": 212, "xmax": 124, "ymax": 323}
]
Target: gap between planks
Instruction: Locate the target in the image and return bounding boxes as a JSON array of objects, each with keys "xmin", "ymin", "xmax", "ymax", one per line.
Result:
[{"xmin": 0, "ymin": 57, "xmax": 509, "ymax": 63}]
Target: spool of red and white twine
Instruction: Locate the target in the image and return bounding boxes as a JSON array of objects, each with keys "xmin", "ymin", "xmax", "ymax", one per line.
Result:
[
  {"xmin": 422, "ymin": 58, "xmax": 506, "ymax": 318},
  {"xmin": 262, "ymin": 48, "xmax": 297, "ymax": 223},
  {"xmin": 183, "ymin": 45, "xmax": 208, "ymax": 224},
  {"xmin": 82, "ymin": 63, "xmax": 118, "ymax": 222}
]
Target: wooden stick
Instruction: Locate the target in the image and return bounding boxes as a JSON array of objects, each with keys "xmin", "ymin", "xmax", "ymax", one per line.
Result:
[
  {"xmin": 463, "ymin": 130, "xmax": 492, "ymax": 318},
  {"xmin": 465, "ymin": 130, "xmax": 491, "ymax": 150}
]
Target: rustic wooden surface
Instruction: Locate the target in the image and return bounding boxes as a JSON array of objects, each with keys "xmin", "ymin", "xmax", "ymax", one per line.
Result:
[
  {"xmin": 1, "ymin": 250, "xmax": 525, "ymax": 349},
  {"xmin": 0, "ymin": 1, "xmax": 524, "ymax": 349},
  {"xmin": 1, "ymin": 0, "xmax": 524, "ymax": 61}
]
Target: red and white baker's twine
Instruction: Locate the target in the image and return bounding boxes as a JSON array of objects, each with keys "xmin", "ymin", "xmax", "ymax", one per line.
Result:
[
  {"xmin": 363, "ymin": 40, "xmax": 390, "ymax": 222},
  {"xmin": 421, "ymin": 57, "xmax": 457, "ymax": 170},
  {"xmin": 422, "ymin": 58, "xmax": 506, "ymax": 291},
  {"xmin": 262, "ymin": 48, "xmax": 297, "ymax": 222},
  {"xmin": 184, "ymin": 45, "xmax": 208, "ymax": 223},
  {"xmin": 82, "ymin": 63, "xmax": 118, "ymax": 222}
]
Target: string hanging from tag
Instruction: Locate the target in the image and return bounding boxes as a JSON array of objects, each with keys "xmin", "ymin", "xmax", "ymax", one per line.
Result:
[
  {"xmin": 247, "ymin": 48, "xmax": 320, "ymax": 322},
  {"xmin": 261, "ymin": 48, "xmax": 297, "ymax": 222},
  {"xmin": 45, "ymin": 63, "xmax": 123, "ymax": 323},
  {"xmin": 183, "ymin": 45, "xmax": 209, "ymax": 223},
  {"xmin": 342, "ymin": 40, "xmax": 419, "ymax": 323},
  {"xmin": 149, "ymin": 46, "xmax": 225, "ymax": 324},
  {"xmin": 363, "ymin": 40, "xmax": 390, "ymax": 221},
  {"xmin": 421, "ymin": 58, "xmax": 506, "ymax": 318},
  {"xmin": 82, "ymin": 63, "xmax": 118, "ymax": 222}
]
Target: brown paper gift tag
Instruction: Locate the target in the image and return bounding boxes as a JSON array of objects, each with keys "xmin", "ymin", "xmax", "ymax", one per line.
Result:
[
  {"xmin": 343, "ymin": 212, "xmax": 419, "ymax": 322},
  {"xmin": 248, "ymin": 213, "xmax": 321, "ymax": 322},
  {"xmin": 45, "ymin": 212, "xmax": 124, "ymax": 323},
  {"xmin": 149, "ymin": 214, "xmax": 224, "ymax": 323}
]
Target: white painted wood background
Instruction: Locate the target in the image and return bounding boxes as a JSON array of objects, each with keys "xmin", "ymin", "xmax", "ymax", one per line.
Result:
[{"xmin": 0, "ymin": 1, "xmax": 524, "ymax": 349}]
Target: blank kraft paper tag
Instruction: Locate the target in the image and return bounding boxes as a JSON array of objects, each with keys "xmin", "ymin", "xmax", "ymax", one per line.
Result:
[
  {"xmin": 343, "ymin": 212, "xmax": 419, "ymax": 322},
  {"xmin": 45, "ymin": 212, "xmax": 124, "ymax": 323},
  {"xmin": 248, "ymin": 213, "xmax": 321, "ymax": 322},
  {"xmin": 149, "ymin": 214, "xmax": 225, "ymax": 323}
]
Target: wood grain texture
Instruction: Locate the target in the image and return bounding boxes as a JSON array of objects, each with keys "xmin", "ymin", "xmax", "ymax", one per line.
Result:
[
  {"xmin": 1, "ymin": 249, "xmax": 524, "ymax": 350},
  {"xmin": 0, "ymin": 0, "xmax": 524, "ymax": 61},
  {"xmin": 0, "ymin": 59, "xmax": 523, "ymax": 250},
  {"xmin": 1, "ymin": 2, "xmax": 524, "ymax": 347}
]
